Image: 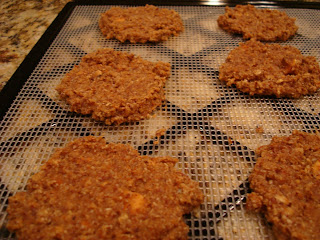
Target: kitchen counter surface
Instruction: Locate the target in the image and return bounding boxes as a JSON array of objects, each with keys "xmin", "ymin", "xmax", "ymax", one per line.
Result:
[{"xmin": 0, "ymin": 0, "xmax": 70, "ymax": 91}]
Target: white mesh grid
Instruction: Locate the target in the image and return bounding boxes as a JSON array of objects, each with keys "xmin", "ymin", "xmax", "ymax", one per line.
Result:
[{"xmin": 0, "ymin": 5, "xmax": 320, "ymax": 240}]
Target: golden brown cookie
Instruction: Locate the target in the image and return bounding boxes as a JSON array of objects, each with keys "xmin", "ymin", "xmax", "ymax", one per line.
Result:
[
  {"xmin": 99, "ymin": 4, "xmax": 184, "ymax": 43},
  {"xmin": 247, "ymin": 130, "xmax": 320, "ymax": 240},
  {"xmin": 217, "ymin": 4, "xmax": 298, "ymax": 41},
  {"xmin": 56, "ymin": 48, "xmax": 170, "ymax": 125},
  {"xmin": 219, "ymin": 39, "xmax": 320, "ymax": 98},
  {"xmin": 7, "ymin": 136, "xmax": 204, "ymax": 240}
]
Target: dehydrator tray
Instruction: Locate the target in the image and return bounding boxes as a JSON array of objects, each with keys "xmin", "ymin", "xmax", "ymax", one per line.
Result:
[{"xmin": 0, "ymin": 1, "xmax": 319, "ymax": 239}]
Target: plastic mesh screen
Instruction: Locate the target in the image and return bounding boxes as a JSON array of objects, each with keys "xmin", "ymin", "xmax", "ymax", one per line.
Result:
[{"xmin": 1, "ymin": 5, "xmax": 320, "ymax": 240}]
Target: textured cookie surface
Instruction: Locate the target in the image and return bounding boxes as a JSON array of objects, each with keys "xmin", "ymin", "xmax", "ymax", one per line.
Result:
[
  {"xmin": 247, "ymin": 130, "xmax": 320, "ymax": 240},
  {"xmin": 7, "ymin": 136, "xmax": 204, "ymax": 240},
  {"xmin": 217, "ymin": 4, "xmax": 298, "ymax": 41},
  {"xmin": 219, "ymin": 39, "xmax": 320, "ymax": 98},
  {"xmin": 56, "ymin": 48, "xmax": 170, "ymax": 125},
  {"xmin": 99, "ymin": 4, "xmax": 184, "ymax": 43}
]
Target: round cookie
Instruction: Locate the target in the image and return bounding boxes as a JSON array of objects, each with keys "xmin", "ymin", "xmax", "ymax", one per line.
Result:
[
  {"xmin": 219, "ymin": 39, "xmax": 320, "ymax": 98},
  {"xmin": 7, "ymin": 136, "xmax": 204, "ymax": 240},
  {"xmin": 56, "ymin": 48, "xmax": 171, "ymax": 125},
  {"xmin": 217, "ymin": 4, "xmax": 298, "ymax": 41},
  {"xmin": 247, "ymin": 130, "xmax": 320, "ymax": 240},
  {"xmin": 99, "ymin": 4, "xmax": 184, "ymax": 43}
]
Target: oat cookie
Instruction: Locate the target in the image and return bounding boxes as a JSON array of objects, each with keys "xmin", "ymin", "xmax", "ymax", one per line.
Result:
[
  {"xmin": 56, "ymin": 48, "xmax": 170, "ymax": 125},
  {"xmin": 247, "ymin": 130, "xmax": 320, "ymax": 240},
  {"xmin": 217, "ymin": 4, "xmax": 298, "ymax": 41},
  {"xmin": 7, "ymin": 136, "xmax": 204, "ymax": 240},
  {"xmin": 219, "ymin": 39, "xmax": 320, "ymax": 98},
  {"xmin": 99, "ymin": 4, "xmax": 184, "ymax": 43}
]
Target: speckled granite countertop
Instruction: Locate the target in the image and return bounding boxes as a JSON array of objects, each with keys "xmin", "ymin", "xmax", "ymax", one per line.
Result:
[{"xmin": 0, "ymin": 0, "xmax": 71, "ymax": 91}]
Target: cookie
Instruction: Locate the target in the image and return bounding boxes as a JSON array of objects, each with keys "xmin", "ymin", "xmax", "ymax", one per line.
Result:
[
  {"xmin": 219, "ymin": 39, "xmax": 320, "ymax": 98},
  {"xmin": 247, "ymin": 130, "xmax": 320, "ymax": 240},
  {"xmin": 7, "ymin": 136, "xmax": 204, "ymax": 240},
  {"xmin": 56, "ymin": 48, "xmax": 170, "ymax": 125},
  {"xmin": 99, "ymin": 4, "xmax": 184, "ymax": 43},
  {"xmin": 217, "ymin": 4, "xmax": 298, "ymax": 41}
]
